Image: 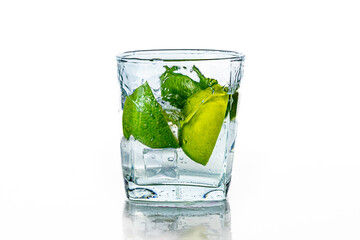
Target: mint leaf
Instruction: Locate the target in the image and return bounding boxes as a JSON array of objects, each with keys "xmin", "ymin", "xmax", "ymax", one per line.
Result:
[
  {"xmin": 230, "ymin": 91, "xmax": 238, "ymax": 120},
  {"xmin": 160, "ymin": 66, "xmax": 201, "ymax": 109},
  {"xmin": 160, "ymin": 65, "xmax": 220, "ymax": 109},
  {"xmin": 192, "ymin": 66, "xmax": 218, "ymax": 89}
]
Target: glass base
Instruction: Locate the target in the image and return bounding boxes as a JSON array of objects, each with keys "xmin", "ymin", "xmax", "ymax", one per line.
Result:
[{"xmin": 124, "ymin": 179, "xmax": 230, "ymax": 202}]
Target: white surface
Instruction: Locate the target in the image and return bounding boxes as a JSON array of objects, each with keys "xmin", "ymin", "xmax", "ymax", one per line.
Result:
[{"xmin": 1, "ymin": 0, "xmax": 360, "ymax": 239}]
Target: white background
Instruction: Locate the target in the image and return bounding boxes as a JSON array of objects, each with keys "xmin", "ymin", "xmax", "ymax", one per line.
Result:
[{"xmin": 1, "ymin": 0, "xmax": 360, "ymax": 239}]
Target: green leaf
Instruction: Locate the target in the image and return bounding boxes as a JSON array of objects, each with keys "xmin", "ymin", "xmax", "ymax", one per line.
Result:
[
  {"xmin": 160, "ymin": 66, "xmax": 201, "ymax": 109},
  {"xmin": 230, "ymin": 91, "xmax": 239, "ymax": 120},
  {"xmin": 192, "ymin": 66, "xmax": 218, "ymax": 89}
]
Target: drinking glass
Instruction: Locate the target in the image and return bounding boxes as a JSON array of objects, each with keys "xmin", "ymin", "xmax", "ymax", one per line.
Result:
[{"xmin": 117, "ymin": 49, "xmax": 245, "ymax": 202}]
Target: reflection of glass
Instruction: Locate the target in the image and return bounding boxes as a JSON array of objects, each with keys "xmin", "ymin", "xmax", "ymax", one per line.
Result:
[
  {"xmin": 117, "ymin": 50, "xmax": 245, "ymax": 202},
  {"xmin": 123, "ymin": 200, "xmax": 231, "ymax": 240}
]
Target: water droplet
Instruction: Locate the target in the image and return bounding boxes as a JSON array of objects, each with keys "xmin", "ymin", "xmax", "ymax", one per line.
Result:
[
  {"xmin": 151, "ymin": 155, "xmax": 155, "ymax": 159},
  {"xmin": 168, "ymin": 157, "xmax": 174, "ymax": 161},
  {"xmin": 184, "ymin": 162, "xmax": 187, "ymax": 164},
  {"xmin": 179, "ymin": 157, "xmax": 184, "ymax": 160}
]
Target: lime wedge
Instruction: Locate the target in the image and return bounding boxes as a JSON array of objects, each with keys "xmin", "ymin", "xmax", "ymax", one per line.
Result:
[
  {"xmin": 179, "ymin": 85, "xmax": 228, "ymax": 165},
  {"xmin": 123, "ymin": 82, "xmax": 179, "ymax": 148}
]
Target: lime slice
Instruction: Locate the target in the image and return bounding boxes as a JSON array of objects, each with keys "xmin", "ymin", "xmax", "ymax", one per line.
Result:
[
  {"xmin": 123, "ymin": 82, "xmax": 179, "ymax": 148},
  {"xmin": 179, "ymin": 85, "xmax": 228, "ymax": 165}
]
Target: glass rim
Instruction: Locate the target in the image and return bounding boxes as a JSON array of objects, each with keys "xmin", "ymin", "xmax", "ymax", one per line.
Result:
[{"xmin": 116, "ymin": 49, "xmax": 245, "ymax": 62}]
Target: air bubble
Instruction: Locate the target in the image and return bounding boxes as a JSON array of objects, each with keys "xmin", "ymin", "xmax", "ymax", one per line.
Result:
[{"xmin": 168, "ymin": 157, "xmax": 174, "ymax": 162}]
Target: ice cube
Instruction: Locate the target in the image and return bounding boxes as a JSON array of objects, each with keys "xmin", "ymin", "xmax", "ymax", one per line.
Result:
[{"xmin": 143, "ymin": 148, "xmax": 178, "ymax": 180}]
